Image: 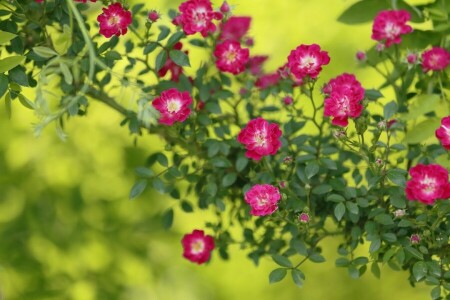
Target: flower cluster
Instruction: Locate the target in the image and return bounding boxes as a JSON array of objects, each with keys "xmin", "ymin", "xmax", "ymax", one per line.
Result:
[
  {"xmin": 371, "ymin": 9, "xmax": 412, "ymax": 47},
  {"xmin": 237, "ymin": 117, "xmax": 282, "ymax": 161},
  {"xmin": 323, "ymin": 73, "xmax": 365, "ymax": 127},
  {"xmin": 214, "ymin": 40, "xmax": 249, "ymax": 74},
  {"xmin": 97, "ymin": 3, "xmax": 132, "ymax": 38},
  {"xmin": 244, "ymin": 184, "xmax": 281, "ymax": 216},
  {"xmin": 152, "ymin": 88, "xmax": 192, "ymax": 125},
  {"xmin": 182, "ymin": 230, "xmax": 215, "ymax": 264},
  {"xmin": 405, "ymin": 164, "xmax": 450, "ymax": 205},
  {"xmin": 287, "ymin": 44, "xmax": 330, "ymax": 81},
  {"xmin": 421, "ymin": 47, "xmax": 450, "ymax": 72},
  {"xmin": 174, "ymin": 0, "xmax": 222, "ymax": 37}
]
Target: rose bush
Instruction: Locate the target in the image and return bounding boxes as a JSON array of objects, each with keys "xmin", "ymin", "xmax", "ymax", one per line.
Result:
[{"xmin": 1, "ymin": 0, "xmax": 450, "ymax": 298}]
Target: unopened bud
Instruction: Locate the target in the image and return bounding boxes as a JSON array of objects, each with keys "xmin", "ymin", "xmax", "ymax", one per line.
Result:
[
  {"xmin": 220, "ymin": 1, "xmax": 230, "ymax": 13},
  {"xmin": 393, "ymin": 209, "xmax": 406, "ymax": 218},
  {"xmin": 376, "ymin": 43, "xmax": 385, "ymax": 52},
  {"xmin": 148, "ymin": 10, "xmax": 160, "ymax": 22},
  {"xmin": 283, "ymin": 96, "xmax": 293, "ymax": 105},
  {"xmin": 410, "ymin": 234, "xmax": 420, "ymax": 245},
  {"xmin": 299, "ymin": 212, "xmax": 310, "ymax": 224},
  {"xmin": 356, "ymin": 51, "xmax": 366, "ymax": 62}
]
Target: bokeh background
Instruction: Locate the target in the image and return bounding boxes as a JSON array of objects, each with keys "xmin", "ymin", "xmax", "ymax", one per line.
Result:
[{"xmin": 0, "ymin": 0, "xmax": 433, "ymax": 299}]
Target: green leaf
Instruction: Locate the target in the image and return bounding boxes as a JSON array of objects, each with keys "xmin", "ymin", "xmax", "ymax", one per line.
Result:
[
  {"xmin": 334, "ymin": 202, "xmax": 346, "ymax": 221},
  {"xmin": 166, "ymin": 31, "xmax": 185, "ymax": 48},
  {"xmin": 59, "ymin": 63, "xmax": 73, "ymax": 85},
  {"xmin": 404, "ymin": 118, "xmax": 441, "ymax": 144},
  {"xmin": 144, "ymin": 42, "xmax": 159, "ymax": 55},
  {"xmin": 33, "ymin": 46, "xmax": 58, "ymax": 58},
  {"xmin": 390, "ymin": 195, "xmax": 406, "ymax": 209},
  {"xmin": 18, "ymin": 94, "xmax": 35, "ymax": 110},
  {"xmin": 348, "ymin": 265, "xmax": 360, "ymax": 279},
  {"xmin": 386, "ymin": 168, "xmax": 407, "ymax": 187},
  {"xmin": 156, "ymin": 153, "xmax": 169, "ymax": 167},
  {"xmin": 0, "ymin": 56, "xmax": 25, "ymax": 73},
  {"xmin": 412, "ymin": 261, "xmax": 428, "ymax": 281},
  {"xmin": 206, "ymin": 182, "xmax": 218, "ymax": 196},
  {"xmin": 369, "ymin": 238, "xmax": 381, "ymax": 253},
  {"xmin": 397, "ymin": 219, "xmax": 412, "ymax": 227},
  {"xmin": 312, "ymin": 184, "xmax": 332, "ymax": 194},
  {"xmin": 346, "ymin": 202, "xmax": 359, "ymax": 215},
  {"xmin": 335, "ymin": 257, "xmax": 350, "ymax": 267},
  {"xmin": 129, "ymin": 179, "xmax": 148, "ymax": 199},
  {"xmin": 4, "ymin": 92, "xmax": 11, "ymax": 119},
  {"xmin": 235, "ymin": 155, "xmax": 248, "ymax": 172},
  {"xmin": 269, "ymin": 268, "xmax": 287, "ymax": 284},
  {"xmin": 327, "ymin": 194, "xmax": 346, "ymax": 202},
  {"xmin": 384, "ymin": 100, "xmax": 398, "ymax": 120},
  {"xmin": 222, "ymin": 172, "xmax": 237, "ymax": 187},
  {"xmin": 0, "ymin": 30, "xmax": 17, "ymax": 44},
  {"xmin": 181, "ymin": 200, "xmax": 193, "ymax": 213},
  {"xmin": 374, "ymin": 214, "xmax": 393, "ymax": 225},
  {"xmin": 309, "ymin": 253, "xmax": 326, "ymax": 263},
  {"xmin": 8, "ymin": 66, "xmax": 28, "ymax": 86},
  {"xmin": 404, "ymin": 246, "xmax": 423, "ymax": 260},
  {"xmin": 381, "ymin": 233, "xmax": 397, "ymax": 243},
  {"xmin": 337, "ymin": 0, "xmax": 388, "ymax": 24},
  {"xmin": 135, "ymin": 167, "xmax": 154, "ymax": 178},
  {"xmin": 161, "ymin": 208, "xmax": 174, "ymax": 229},
  {"xmin": 399, "ymin": 94, "xmax": 440, "ymax": 121},
  {"xmin": 371, "ymin": 262, "xmax": 381, "ymax": 279},
  {"xmin": 291, "ymin": 239, "xmax": 308, "ymax": 256},
  {"xmin": 430, "ymin": 286, "xmax": 441, "ymax": 300},
  {"xmin": 105, "ymin": 51, "xmax": 122, "ymax": 60},
  {"xmin": 155, "ymin": 50, "xmax": 168, "ymax": 72},
  {"xmin": 305, "ymin": 161, "xmax": 320, "ymax": 179},
  {"xmin": 365, "ymin": 89, "xmax": 383, "ymax": 101},
  {"xmin": 157, "ymin": 25, "xmax": 171, "ymax": 41},
  {"xmin": 152, "ymin": 177, "xmax": 166, "ymax": 194},
  {"xmin": 0, "ymin": 74, "xmax": 8, "ymax": 99},
  {"xmin": 169, "ymin": 49, "xmax": 190, "ymax": 67},
  {"xmin": 291, "ymin": 269, "xmax": 304, "ymax": 287},
  {"xmin": 272, "ymin": 254, "xmax": 293, "ymax": 268}
]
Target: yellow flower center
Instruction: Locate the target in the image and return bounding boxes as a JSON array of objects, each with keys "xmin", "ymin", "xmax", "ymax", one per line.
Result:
[
  {"xmin": 191, "ymin": 240, "xmax": 205, "ymax": 254},
  {"xmin": 167, "ymin": 100, "xmax": 180, "ymax": 114}
]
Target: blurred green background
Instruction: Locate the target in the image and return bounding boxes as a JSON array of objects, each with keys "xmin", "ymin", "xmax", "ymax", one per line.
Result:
[{"xmin": 0, "ymin": 0, "xmax": 432, "ymax": 299}]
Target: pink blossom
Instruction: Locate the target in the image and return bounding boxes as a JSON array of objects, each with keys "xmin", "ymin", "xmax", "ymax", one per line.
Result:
[
  {"xmin": 371, "ymin": 10, "xmax": 412, "ymax": 48},
  {"xmin": 287, "ymin": 44, "xmax": 330, "ymax": 81},
  {"xmin": 244, "ymin": 184, "xmax": 281, "ymax": 216},
  {"xmin": 405, "ymin": 164, "xmax": 450, "ymax": 205},
  {"xmin": 421, "ymin": 47, "xmax": 450, "ymax": 73},
  {"xmin": 97, "ymin": 3, "xmax": 132, "ymax": 38},
  {"xmin": 182, "ymin": 230, "xmax": 215, "ymax": 264},
  {"xmin": 323, "ymin": 73, "xmax": 365, "ymax": 127},
  {"xmin": 214, "ymin": 40, "xmax": 249, "ymax": 75},
  {"xmin": 158, "ymin": 42, "xmax": 187, "ymax": 82},
  {"xmin": 255, "ymin": 73, "xmax": 280, "ymax": 89},
  {"xmin": 177, "ymin": 0, "xmax": 222, "ymax": 37},
  {"xmin": 247, "ymin": 55, "xmax": 268, "ymax": 76},
  {"xmin": 435, "ymin": 116, "xmax": 450, "ymax": 150},
  {"xmin": 152, "ymin": 88, "xmax": 192, "ymax": 125},
  {"xmin": 237, "ymin": 117, "xmax": 282, "ymax": 161},
  {"xmin": 219, "ymin": 16, "xmax": 251, "ymax": 42}
]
